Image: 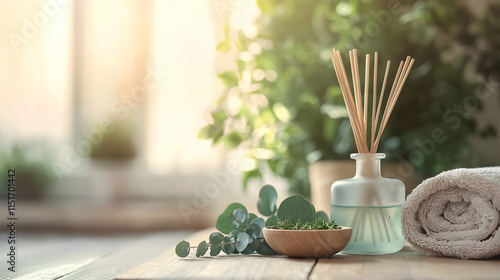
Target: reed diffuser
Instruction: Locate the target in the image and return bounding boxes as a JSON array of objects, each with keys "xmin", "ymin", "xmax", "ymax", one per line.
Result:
[{"xmin": 329, "ymin": 49, "xmax": 414, "ymax": 255}]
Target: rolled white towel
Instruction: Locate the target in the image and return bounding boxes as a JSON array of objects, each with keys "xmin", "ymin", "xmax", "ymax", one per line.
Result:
[{"xmin": 401, "ymin": 167, "xmax": 500, "ymax": 259}]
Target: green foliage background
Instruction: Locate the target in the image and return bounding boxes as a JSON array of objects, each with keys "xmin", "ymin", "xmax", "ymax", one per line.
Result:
[{"xmin": 200, "ymin": 0, "xmax": 498, "ymax": 196}]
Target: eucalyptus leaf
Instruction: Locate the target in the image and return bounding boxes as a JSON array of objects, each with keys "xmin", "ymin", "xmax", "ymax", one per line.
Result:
[
  {"xmin": 209, "ymin": 233, "xmax": 223, "ymax": 254},
  {"xmin": 249, "ymin": 223, "xmax": 262, "ymax": 238},
  {"xmin": 216, "ymin": 203, "xmax": 248, "ymax": 234},
  {"xmin": 257, "ymin": 184, "xmax": 278, "ymax": 216},
  {"xmin": 236, "ymin": 232, "xmax": 251, "ymax": 252},
  {"xmin": 175, "ymin": 241, "xmax": 190, "ymax": 258},
  {"xmin": 230, "ymin": 208, "xmax": 247, "ymax": 227},
  {"xmin": 248, "ymin": 213, "xmax": 258, "ymax": 223},
  {"xmin": 235, "ymin": 224, "xmax": 247, "ymax": 232},
  {"xmin": 228, "ymin": 230, "xmax": 239, "ymax": 240},
  {"xmin": 256, "ymin": 239, "xmax": 278, "ymax": 255},
  {"xmin": 244, "ymin": 227, "xmax": 256, "ymax": 239},
  {"xmin": 250, "ymin": 217, "xmax": 265, "ymax": 238},
  {"xmin": 315, "ymin": 211, "xmax": 329, "ymax": 222},
  {"xmin": 277, "ymin": 194, "xmax": 315, "ymax": 223},
  {"xmin": 221, "ymin": 236, "xmax": 236, "ymax": 255},
  {"xmin": 265, "ymin": 215, "xmax": 278, "ymax": 227},
  {"xmin": 209, "ymin": 232, "xmax": 224, "ymax": 244},
  {"xmin": 210, "ymin": 243, "xmax": 222, "ymax": 256},
  {"xmin": 241, "ymin": 238, "xmax": 259, "ymax": 254},
  {"xmin": 251, "ymin": 217, "xmax": 265, "ymax": 227},
  {"xmin": 196, "ymin": 241, "xmax": 209, "ymax": 257}
]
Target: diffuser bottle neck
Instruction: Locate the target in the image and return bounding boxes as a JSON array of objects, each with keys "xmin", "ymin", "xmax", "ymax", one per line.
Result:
[
  {"xmin": 351, "ymin": 153, "xmax": 385, "ymax": 179},
  {"xmin": 331, "ymin": 152, "xmax": 405, "ymax": 207}
]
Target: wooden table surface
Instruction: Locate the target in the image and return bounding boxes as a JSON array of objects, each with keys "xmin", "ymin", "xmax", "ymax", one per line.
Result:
[{"xmin": 2, "ymin": 228, "xmax": 500, "ymax": 280}]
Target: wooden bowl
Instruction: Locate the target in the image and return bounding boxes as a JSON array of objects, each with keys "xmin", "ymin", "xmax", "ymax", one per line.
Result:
[{"xmin": 263, "ymin": 226, "xmax": 352, "ymax": 258}]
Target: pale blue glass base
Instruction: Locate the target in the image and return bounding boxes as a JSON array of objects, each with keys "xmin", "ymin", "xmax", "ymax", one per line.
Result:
[{"xmin": 331, "ymin": 205, "xmax": 405, "ymax": 255}]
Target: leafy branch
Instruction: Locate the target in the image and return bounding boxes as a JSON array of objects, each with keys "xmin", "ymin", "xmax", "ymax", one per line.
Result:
[{"xmin": 175, "ymin": 184, "xmax": 332, "ymax": 258}]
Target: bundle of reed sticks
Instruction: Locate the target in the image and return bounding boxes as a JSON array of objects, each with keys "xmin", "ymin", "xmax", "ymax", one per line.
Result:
[{"xmin": 330, "ymin": 49, "xmax": 415, "ymax": 153}]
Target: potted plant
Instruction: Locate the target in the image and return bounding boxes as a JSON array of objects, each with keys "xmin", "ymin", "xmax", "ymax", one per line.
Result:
[
  {"xmin": 0, "ymin": 140, "xmax": 56, "ymax": 200},
  {"xmin": 88, "ymin": 119, "xmax": 137, "ymax": 202},
  {"xmin": 89, "ymin": 119, "xmax": 137, "ymax": 161},
  {"xmin": 199, "ymin": 0, "xmax": 497, "ymax": 204}
]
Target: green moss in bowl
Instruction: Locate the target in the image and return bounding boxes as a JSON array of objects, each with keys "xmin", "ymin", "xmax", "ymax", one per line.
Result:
[{"xmin": 263, "ymin": 219, "xmax": 352, "ymax": 258}]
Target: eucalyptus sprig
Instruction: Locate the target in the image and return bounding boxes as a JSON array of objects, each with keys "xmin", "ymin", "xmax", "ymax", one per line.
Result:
[
  {"xmin": 175, "ymin": 184, "xmax": 336, "ymax": 258},
  {"xmin": 175, "ymin": 207, "xmax": 276, "ymax": 257}
]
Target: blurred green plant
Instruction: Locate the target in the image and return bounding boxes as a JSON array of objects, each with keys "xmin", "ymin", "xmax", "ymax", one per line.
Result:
[
  {"xmin": 468, "ymin": 2, "xmax": 500, "ymax": 82},
  {"xmin": 0, "ymin": 140, "xmax": 56, "ymax": 199},
  {"xmin": 89, "ymin": 120, "xmax": 137, "ymax": 160},
  {"xmin": 199, "ymin": 0, "xmax": 497, "ymax": 196}
]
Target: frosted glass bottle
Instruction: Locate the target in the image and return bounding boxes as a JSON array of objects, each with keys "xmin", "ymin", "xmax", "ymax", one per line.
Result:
[{"xmin": 330, "ymin": 153, "xmax": 405, "ymax": 254}]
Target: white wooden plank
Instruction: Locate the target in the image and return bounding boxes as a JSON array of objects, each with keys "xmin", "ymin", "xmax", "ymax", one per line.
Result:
[
  {"xmin": 311, "ymin": 251, "xmax": 413, "ymax": 280},
  {"xmin": 4, "ymin": 229, "xmax": 500, "ymax": 280},
  {"xmin": 0, "ymin": 233, "xmax": 136, "ymax": 280},
  {"xmin": 117, "ymin": 253, "xmax": 315, "ymax": 280},
  {"xmin": 311, "ymin": 244, "xmax": 500, "ymax": 280},
  {"xmin": 59, "ymin": 231, "xmax": 191, "ymax": 280},
  {"xmin": 11, "ymin": 259, "xmax": 94, "ymax": 280},
  {"xmin": 404, "ymin": 253, "xmax": 500, "ymax": 280}
]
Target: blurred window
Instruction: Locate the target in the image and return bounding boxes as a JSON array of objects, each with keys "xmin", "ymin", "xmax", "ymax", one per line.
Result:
[{"xmin": 0, "ymin": 1, "xmax": 229, "ymax": 179}]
